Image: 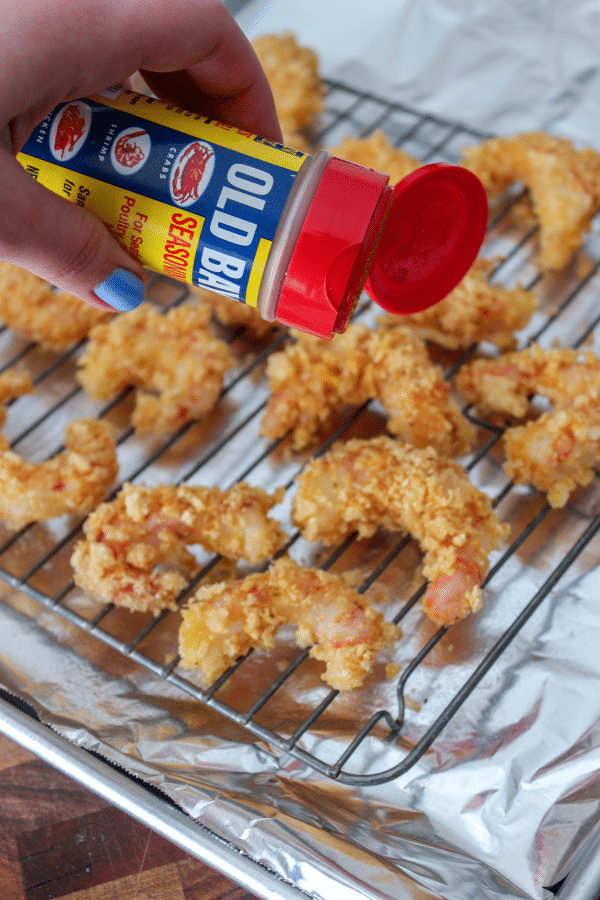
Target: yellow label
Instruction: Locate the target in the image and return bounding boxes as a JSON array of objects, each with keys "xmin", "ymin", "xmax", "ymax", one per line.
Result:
[
  {"xmin": 19, "ymin": 153, "xmax": 203, "ymax": 284},
  {"xmin": 17, "ymin": 90, "xmax": 307, "ymax": 307},
  {"xmin": 246, "ymin": 238, "xmax": 272, "ymax": 308},
  {"xmin": 93, "ymin": 88, "xmax": 306, "ymax": 172}
]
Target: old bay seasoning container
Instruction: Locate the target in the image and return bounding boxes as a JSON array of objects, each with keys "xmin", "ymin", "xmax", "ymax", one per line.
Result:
[{"xmin": 17, "ymin": 87, "xmax": 488, "ymax": 338}]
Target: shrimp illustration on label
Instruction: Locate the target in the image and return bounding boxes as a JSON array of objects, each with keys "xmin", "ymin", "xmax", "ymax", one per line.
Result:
[
  {"xmin": 170, "ymin": 140, "xmax": 215, "ymax": 207},
  {"xmin": 50, "ymin": 102, "xmax": 92, "ymax": 162},
  {"xmin": 110, "ymin": 126, "xmax": 151, "ymax": 175}
]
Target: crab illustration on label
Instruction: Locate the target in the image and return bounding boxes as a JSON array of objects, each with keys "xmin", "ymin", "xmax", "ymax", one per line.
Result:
[{"xmin": 170, "ymin": 141, "xmax": 215, "ymax": 207}]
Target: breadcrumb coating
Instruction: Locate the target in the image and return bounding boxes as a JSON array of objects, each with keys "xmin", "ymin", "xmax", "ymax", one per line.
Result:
[
  {"xmin": 261, "ymin": 322, "xmax": 475, "ymax": 456},
  {"xmin": 379, "ymin": 257, "xmax": 537, "ymax": 350},
  {"xmin": 0, "ymin": 367, "xmax": 34, "ymax": 402},
  {"xmin": 0, "ymin": 262, "xmax": 111, "ymax": 347},
  {"xmin": 191, "ymin": 285, "xmax": 278, "ymax": 337},
  {"xmin": 502, "ymin": 402, "xmax": 600, "ymax": 508},
  {"xmin": 455, "ymin": 343, "xmax": 600, "ymax": 416},
  {"xmin": 457, "ymin": 344, "xmax": 600, "ymax": 507},
  {"xmin": 252, "ymin": 32, "xmax": 324, "ymax": 134},
  {"xmin": 77, "ymin": 302, "xmax": 235, "ymax": 435},
  {"xmin": 461, "ymin": 132, "xmax": 600, "ymax": 270},
  {"xmin": 0, "ymin": 366, "xmax": 34, "ymax": 429},
  {"xmin": 179, "ymin": 556, "xmax": 401, "ymax": 691},
  {"xmin": 292, "ymin": 436, "xmax": 508, "ymax": 626},
  {"xmin": 329, "ymin": 130, "xmax": 421, "ymax": 184},
  {"xmin": 71, "ymin": 482, "xmax": 287, "ymax": 614},
  {"xmin": 0, "ymin": 418, "xmax": 118, "ymax": 530}
]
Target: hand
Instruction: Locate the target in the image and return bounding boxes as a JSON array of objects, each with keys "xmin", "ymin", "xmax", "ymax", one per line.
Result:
[{"xmin": 0, "ymin": 0, "xmax": 282, "ymax": 310}]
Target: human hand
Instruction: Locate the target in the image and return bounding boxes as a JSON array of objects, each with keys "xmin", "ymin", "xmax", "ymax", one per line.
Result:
[{"xmin": 0, "ymin": 0, "xmax": 282, "ymax": 310}]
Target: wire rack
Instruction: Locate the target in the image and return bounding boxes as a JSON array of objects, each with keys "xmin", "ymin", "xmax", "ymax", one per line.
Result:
[{"xmin": 1, "ymin": 79, "xmax": 600, "ymax": 788}]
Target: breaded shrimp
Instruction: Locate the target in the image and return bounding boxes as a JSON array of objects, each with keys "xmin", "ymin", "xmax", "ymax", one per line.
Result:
[
  {"xmin": 0, "ymin": 366, "xmax": 34, "ymax": 428},
  {"xmin": 191, "ymin": 285, "xmax": 279, "ymax": 337},
  {"xmin": 0, "ymin": 367, "xmax": 34, "ymax": 403},
  {"xmin": 179, "ymin": 556, "xmax": 401, "ymax": 690},
  {"xmin": 260, "ymin": 322, "xmax": 475, "ymax": 456},
  {"xmin": 252, "ymin": 32, "xmax": 324, "ymax": 134},
  {"xmin": 71, "ymin": 482, "xmax": 287, "ymax": 614},
  {"xmin": 0, "ymin": 418, "xmax": 118, "ymax": 529},
  {"xmin": 461, "ymin": 132, "xmax": 600, "ymax": 270},
  {"xmin": 457, "ymin": 344, "xmax": 600, "ymax": 507},
  {"xmin": 502, "ymin": 402, "xmax": 600, "ymax": 508},
  {"xmin": 329, "ymin": 130, "xmax": 421, "ymax": 184},
  {"xmin": 292, "ymin": 437, "xmax": 508, "ymax": 626},
  {"xmin": 456, "ymin": 343, "xmax": 600, "ymax": 416},
  {"xmin": 0, "ymin": 261, "xmax": 112, "ymax": 347},
  {"xmin": 77, "ymin": 302, "xmax": 235, "ymax": 435},
  {"xmin": 379, "ymin": 257, "xmax": 537, "ymax": 351}
]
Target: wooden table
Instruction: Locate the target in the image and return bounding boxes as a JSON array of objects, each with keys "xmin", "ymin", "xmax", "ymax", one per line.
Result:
[
  {"xmin": 4, "ymin": 728, "xmax": 599, "ymax": 899},
  {"xmin": 0, "ymin": 731, "xmax": 256, "ymax": 900}
]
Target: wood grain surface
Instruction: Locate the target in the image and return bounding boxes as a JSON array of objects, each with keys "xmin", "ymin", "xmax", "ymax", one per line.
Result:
[{"xmin": 0, "ymin": 732, "xmax": 256, "ymax": 900}]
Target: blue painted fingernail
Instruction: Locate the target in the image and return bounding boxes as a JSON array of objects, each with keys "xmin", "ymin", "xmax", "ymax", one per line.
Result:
[{"xmin": 93, "ymin": 268, "xmax": 145, "ymax": 311}]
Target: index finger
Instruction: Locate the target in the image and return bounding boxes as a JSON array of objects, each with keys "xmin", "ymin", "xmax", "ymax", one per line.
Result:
[
  {"xmin": 5, "ymin": 0, "xmax": 282, "ymax": 150},
  {"xmin": 139, "ymin": 5, "xmax": 283, "ymax": 142}
]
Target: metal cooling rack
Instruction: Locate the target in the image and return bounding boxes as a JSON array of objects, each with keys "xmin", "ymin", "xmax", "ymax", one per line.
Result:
[{"xmin": 1, "ymin": 80, "xmax": 600, "ymax": 791}]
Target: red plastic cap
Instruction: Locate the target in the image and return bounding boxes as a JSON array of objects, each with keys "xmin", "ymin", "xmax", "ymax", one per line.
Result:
[
  {"xmin": 365, "ymin": 163, "xmax": 488, "ymax": 314},
  {"xmin": 276, "ymin": 156, "xmax": 391, "ymax": 339}
]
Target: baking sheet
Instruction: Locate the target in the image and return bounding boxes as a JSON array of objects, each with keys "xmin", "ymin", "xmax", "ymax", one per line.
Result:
[{"xmin": 2, "ymin": 3, "xmax": 600, "ymax": 899}]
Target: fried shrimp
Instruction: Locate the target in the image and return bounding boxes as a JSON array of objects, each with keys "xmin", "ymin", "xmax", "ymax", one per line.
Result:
[
  {"xmin": 191, "ymin": 285, "xmax": 278, "ymax": 337},
  {"xmin": 456, "ymin": 344, "xmax": 600, "ymax": 507},
  {"xmin": 260, "ymin": 322, "xmax": 475, "ymax": 456},
  {"xmin": 455, "ymin": 343, "xmax": 600, "ymax": 416},
  {"xmin": 0, "ymin": 418, "xmax": 118, "ymax": 530},
  {"xmin": 0, "ymin": 367, "xmax": 34, "ymax": 428},
  {"xmin": 501, "ymin": 403, "xmax": 600, "ymax": 509},
  {"xmin": 252, "ymin": 32, "xmax": 324, "ymax": 134},
  {"xmin": 461, "ymin": 132, "xmax": 600, "ymax": 270},
  {"xmin": 77, "ymin": 303, "xmax": 235, "ymax": 435},
  {"xmin": 292, "ymin": 437, "xmax": 508, "ymax": 626},
  {"xmin": 71, "ymin": 482, "xmax": 287, "ymax": 614},
  {"xmin": 379, "ymin": 257, "xmax": 537, "ymax": 351},
  {"xmin": 0, "ymin": 367, "xmax": 34, "ymax": 402},
  {"xmin": 329, "ymin": 130, "xmax": 421, "ymax": 184},
  {"xmin": 0, "ymin": 262, "xmax": 112, "ymax": 347},
  {"xmin": 179, "ymin": 556, "xmax": 401, "ymax": 690}
]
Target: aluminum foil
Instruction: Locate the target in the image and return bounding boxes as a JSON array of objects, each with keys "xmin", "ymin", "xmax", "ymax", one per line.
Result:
[
  {"xmin": 237, "ymin": 0, "xmax": 600, "ymax": 145},
  {"xmin": 4, "ymin": 539, "xmax": 600, "ymax": 900},
  {"xmin": 2, "ymin": 3, "xmax": 600, "ymax": 899}
]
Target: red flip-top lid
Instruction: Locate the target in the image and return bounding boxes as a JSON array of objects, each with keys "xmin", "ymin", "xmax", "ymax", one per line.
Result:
[
  {"xmin": 365, "ymin": 163, "xmax": 488, "ymax": 314},
  {"xmin": 275, "ymin": 156, "xmax": 487, "ymax": 339},
  {"xmin": 276, "ymin": 155, "xmax": 390, "ymax": 338}
]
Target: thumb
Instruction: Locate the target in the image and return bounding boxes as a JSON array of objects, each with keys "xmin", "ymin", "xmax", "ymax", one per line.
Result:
[{"xmin": 0, "ymin": 150, "xmax": 146, "ymax": 311}]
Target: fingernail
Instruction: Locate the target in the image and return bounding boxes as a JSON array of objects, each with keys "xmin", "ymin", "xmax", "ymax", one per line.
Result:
[{"xmin": 93, "ymin": 268, "xmax": 145, "ymax": 311}]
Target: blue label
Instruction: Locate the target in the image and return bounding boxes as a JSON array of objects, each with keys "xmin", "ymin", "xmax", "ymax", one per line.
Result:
[{"xmin": 20, "ymin": 97, "xmax": 302, "ymax": 303}]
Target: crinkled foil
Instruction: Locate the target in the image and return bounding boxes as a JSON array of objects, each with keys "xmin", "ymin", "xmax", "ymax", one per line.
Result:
[
  {"xmin": 2, "ymin": 3, "xmax": 600, "ymax": 899},
  {"xmin": 238, "ymin": 0, "xmax": 600, "ymax": 144}
]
